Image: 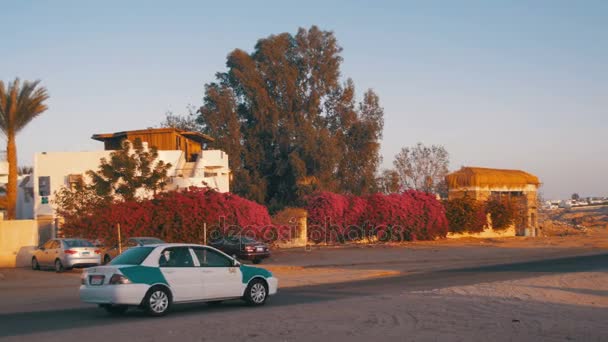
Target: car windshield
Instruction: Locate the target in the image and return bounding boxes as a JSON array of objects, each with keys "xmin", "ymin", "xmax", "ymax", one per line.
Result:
[
  {"xmin": 136, "ymin": 238, "xmax": 164, "ymax": 245},
  {"xmin": 240, "ymin": 237, "xmax": 259, "ymax": 244},
  {"xmin": 222, "ymin": 236, "xmax": 259, "ymax": 245},
  {"xmin": 63, "ymin": 239, "xmax": 93, "ymax": 248},
  {"xmin": 110, "ymin": 247, "xmax": 154, "ymax": 265}
]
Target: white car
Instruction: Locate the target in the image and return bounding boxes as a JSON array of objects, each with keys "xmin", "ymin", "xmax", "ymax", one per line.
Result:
[{"xmin": 80, "ymin": 243, "xmax": 278, "ymax": 316}]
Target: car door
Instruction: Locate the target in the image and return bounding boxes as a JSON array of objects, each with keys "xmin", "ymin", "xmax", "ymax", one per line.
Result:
[
  {"xmin": 157, "ymin": 247, "xmax": 202, "ymax": 302},
  {"xmin": 214, "ymin": 237, "xmax": 238, "ymax": 257},
  {"xmin": 37, "ymin": 240, "xmax": 54, "ymax": 266},
  {"xmin": 45, "ymin": 240, "xmax": 61, "ymax": 266},
  {"xmin": 191, "ymin": 247, "xmax": 242, "ymax": 299}
]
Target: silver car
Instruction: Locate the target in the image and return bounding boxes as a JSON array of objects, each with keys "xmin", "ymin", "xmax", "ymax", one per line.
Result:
[
  {"xmin": 32, "ymin": 238, "xmax": 101, "ymax": 272},
  {"xmin": 102, "ymin": 237, "xmax": 165, "ymax": 264}
]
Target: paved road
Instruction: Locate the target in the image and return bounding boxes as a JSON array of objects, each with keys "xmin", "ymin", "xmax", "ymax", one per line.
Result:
[{"xmin": 0, "ymin": 253, "xmax": 606, "ymax": 341}]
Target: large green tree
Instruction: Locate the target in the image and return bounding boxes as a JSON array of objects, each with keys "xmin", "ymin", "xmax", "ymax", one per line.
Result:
[
  {"xmin": 0, "ymin": 79, "xmax": 49, "ymax": 219},
  {"xmin": 87, "ymin": 138, "xmax": 172, "ymax": 201},
  {"xmin": 195, "ymin": 26, "xmax": 384, "ymax": 208}
]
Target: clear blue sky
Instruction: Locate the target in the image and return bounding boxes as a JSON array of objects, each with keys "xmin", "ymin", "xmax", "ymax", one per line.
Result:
[{"xmin": 3, "ymin": 0, "xmax": 607, "ymax": 199}]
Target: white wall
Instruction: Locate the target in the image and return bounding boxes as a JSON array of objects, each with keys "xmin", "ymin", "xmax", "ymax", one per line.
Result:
[
  {"xmin": 34, "ymin": 150, "xmax": 112, "ymax": 217},
  {"xmin": 32, "ymin": 149, "xmax": 230, "ymax": 219},
  {"xmin": 0, "ymin": 159, "xmax": 8, "ymax": 184},
  {"xmin": 0, "ymin": 220, "xmax": 38, "ymax": 268}
]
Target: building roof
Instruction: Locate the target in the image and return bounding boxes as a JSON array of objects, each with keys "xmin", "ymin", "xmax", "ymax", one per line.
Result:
[
  {"xmin": 446, "ymin": 167, "xmax": 540, "ymax": 189},
  {"xmin": 91, "ymin": 128, "xmax": 214, "ymax": 144}
]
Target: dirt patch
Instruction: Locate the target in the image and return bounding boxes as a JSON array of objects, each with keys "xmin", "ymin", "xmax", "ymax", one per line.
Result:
[{"xmin": 540, "ymin": 206, "xmax": 608, "ymax": 237}]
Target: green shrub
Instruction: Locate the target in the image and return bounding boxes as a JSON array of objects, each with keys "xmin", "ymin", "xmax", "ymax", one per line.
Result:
[
  {"xmin": 444, "ymin": 197, "xmax": 487, "ymax": 233},
  {"xmin": 485, "ymin": 197, "xmax": 524, "ymax": 230}
]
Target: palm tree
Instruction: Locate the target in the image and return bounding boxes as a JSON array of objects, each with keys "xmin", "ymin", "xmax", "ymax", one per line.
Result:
[{"xmin": 0, "ymin": 79, "xmax": 49, "ymax": 219}]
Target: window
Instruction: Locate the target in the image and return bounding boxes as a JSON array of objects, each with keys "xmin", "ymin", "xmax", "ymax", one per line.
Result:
[
  {"xmin": 159, "ymin": 247, "xmax": 194, "ymax": 267},
  {"xmin": 68, "ymin": 174, "xmax": 83, "ymax": 190},
  {"xmin": 38, "ymin": 176, "xmax": 51, "ymax": 196},
  {"xmin": 110, "ymin": 247, "xmax": 154, "ymax": 266},
  {"xmin": 64, "ymin": 239, "xmax": 93, "ymax": 248},
  {"xmin": 50, "ymin": 240, "xmax": 60, "ymax": 249},
  {"xmin": 42, "ymin": 240, "xmax": 54, "ymax": 249},
  {"xmin": 192, "ymin": 248, "xmax": 232, "ymax": 267},
  {"xmin": 204, "ymin": 172, "xmax": 218, "ymax": 178}
]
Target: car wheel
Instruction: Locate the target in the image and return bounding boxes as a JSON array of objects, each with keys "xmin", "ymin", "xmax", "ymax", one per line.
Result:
[
  {"xmin": 252, "ymin": 258, "xmax": 262, "ymax": 265},
  {"xmin": 143, "ymin": 287, "xmax": 172, "ymax": 316},
  {"xmin": 54, "ymin": 259, "xmax": 64, "ymax": 273},
  {"xmin": 104, "ymin": 255, "xmax": 111, "ymax": 264},
  {"xmin": 102, "ymin": 304, "xmax": 128, "ymax": 315},
  {"xmin": 31, "ymin": 257, "xmax": 40, "ymax": 270},
  {"xmin": 244, "ymin": 279, "xmax": 268, "ymax": 306}
]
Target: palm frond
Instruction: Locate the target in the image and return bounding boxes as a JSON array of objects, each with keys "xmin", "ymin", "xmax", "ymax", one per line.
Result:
[{"xmin": 0, "ymin": 78, "xmax": 49, "ymax": 135}]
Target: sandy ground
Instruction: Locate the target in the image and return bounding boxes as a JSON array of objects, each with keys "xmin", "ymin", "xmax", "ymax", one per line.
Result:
[
  {"xmin": 404, "ymin": 271, "xmax": 608, "ymax": 341},
  {"xmin": 420, "ymin": 271, "xmax": 608, "ymax": 308}
]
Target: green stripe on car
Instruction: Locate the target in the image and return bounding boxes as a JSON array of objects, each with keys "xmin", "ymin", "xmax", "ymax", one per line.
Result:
[
  {"xmin": 240, "ymin": 264, "xmax": 272, "ymax": 284},
  {"xmin": 120, "ymin": 266, "xmax": 168, "ymax": 285}
]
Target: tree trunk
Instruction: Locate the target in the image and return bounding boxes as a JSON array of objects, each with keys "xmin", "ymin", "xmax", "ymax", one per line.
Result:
[{"xmin": 6, "ymin": 131, "xmax": 17, "ymax": 219}]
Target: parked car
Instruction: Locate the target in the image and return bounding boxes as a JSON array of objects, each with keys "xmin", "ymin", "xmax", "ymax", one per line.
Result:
[
  {"xmin": 209, "ymin": 236, "xmax": 270, "ymax": 264},
  {"xmin": 80, "ymin": 243, "xmax": 278, "ymax": 316},
  {"xmin": 102, "ymin": 237, "xmax": 165, "ymax": 264},
  {"xmin": 32, "ymin": 238, "xmax": 101, "ymax": 272}
]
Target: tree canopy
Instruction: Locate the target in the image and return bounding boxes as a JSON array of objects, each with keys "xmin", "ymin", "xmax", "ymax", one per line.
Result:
[
  {"xmin": 393, "ymin": 142, "xmax": 449, "ymax": 196},
  {"xmin": 55, "ymin": 138, "xmax": 173, "ymax": 220},
  {"xmin": 0, "ymin": 78, "xmax": 49, "ymax": 219},
  {"xmin": 195, "ymin": 26, "xmax": 384, "ymax": 209},
  {"xmin": 86, "ymin": 138, "xmax": 172, "ymax": 201}
]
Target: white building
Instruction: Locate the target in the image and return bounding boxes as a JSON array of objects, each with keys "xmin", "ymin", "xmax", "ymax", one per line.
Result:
[
  {"xmin": 26, "ymin": 128, "xmax": 230, "ymax": 223},
  {"xmin": 0, "ymin": 151, "xmax": 8, "ymax": 184}
]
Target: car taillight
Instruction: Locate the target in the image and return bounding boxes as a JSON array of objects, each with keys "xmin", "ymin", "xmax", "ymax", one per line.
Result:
[
  {"xmin": 64, "ymin": 249, "xmax": 77, "ymax": 255},
  {"xmin": 94, "ymin": 250, "xmax": 101, "ymax": 254},
  {"xmin": 109, "ymin": 274, "xmax": 131, "ymax": 285},
  {"xmin": 244, "ymin": 246, "xmax": 254, "ymax": 252}
]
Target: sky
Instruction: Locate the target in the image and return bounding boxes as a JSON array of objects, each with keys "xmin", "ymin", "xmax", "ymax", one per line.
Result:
[{"xmin": 2, "ymin": 0, "xmax": 607, "ymax": 199}]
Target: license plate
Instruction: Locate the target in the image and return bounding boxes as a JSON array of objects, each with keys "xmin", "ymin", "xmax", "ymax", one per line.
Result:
[
  {"xmin": 90, "ymin": 275, "xmax": 104, "ymax": 285},
  {"xmin": 82, "ymin": 252, "xmax": 90, "ymax": 255},
  {"xmin": 256, "ymin": 247, "xmax": 264, "ymax": 252}
]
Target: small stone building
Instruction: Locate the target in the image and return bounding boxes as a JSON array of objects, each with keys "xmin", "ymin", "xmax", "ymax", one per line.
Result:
[{"xmin": 445, "ymin": 167, "xmax": 541, "ymax": 235}]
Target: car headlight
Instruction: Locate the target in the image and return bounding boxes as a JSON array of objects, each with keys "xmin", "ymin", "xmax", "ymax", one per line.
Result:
[{"xmin": 109, "ymin": 274, "xmax": 131, "ymax": 285}]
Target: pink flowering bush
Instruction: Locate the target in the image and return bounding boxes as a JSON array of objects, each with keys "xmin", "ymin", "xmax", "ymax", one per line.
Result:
[
  {"xmin": 61, "ymin": 188, "xmax": 273, "ymax": 245},
  {"xmin": 305, "ymin": 190, "xmax": 448, "ymax": 243}
]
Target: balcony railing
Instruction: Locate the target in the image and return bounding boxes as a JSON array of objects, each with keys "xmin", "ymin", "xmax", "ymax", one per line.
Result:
[{"xmin": 174, "ymin": 168, "xmax": 227, "ymax": 178}]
